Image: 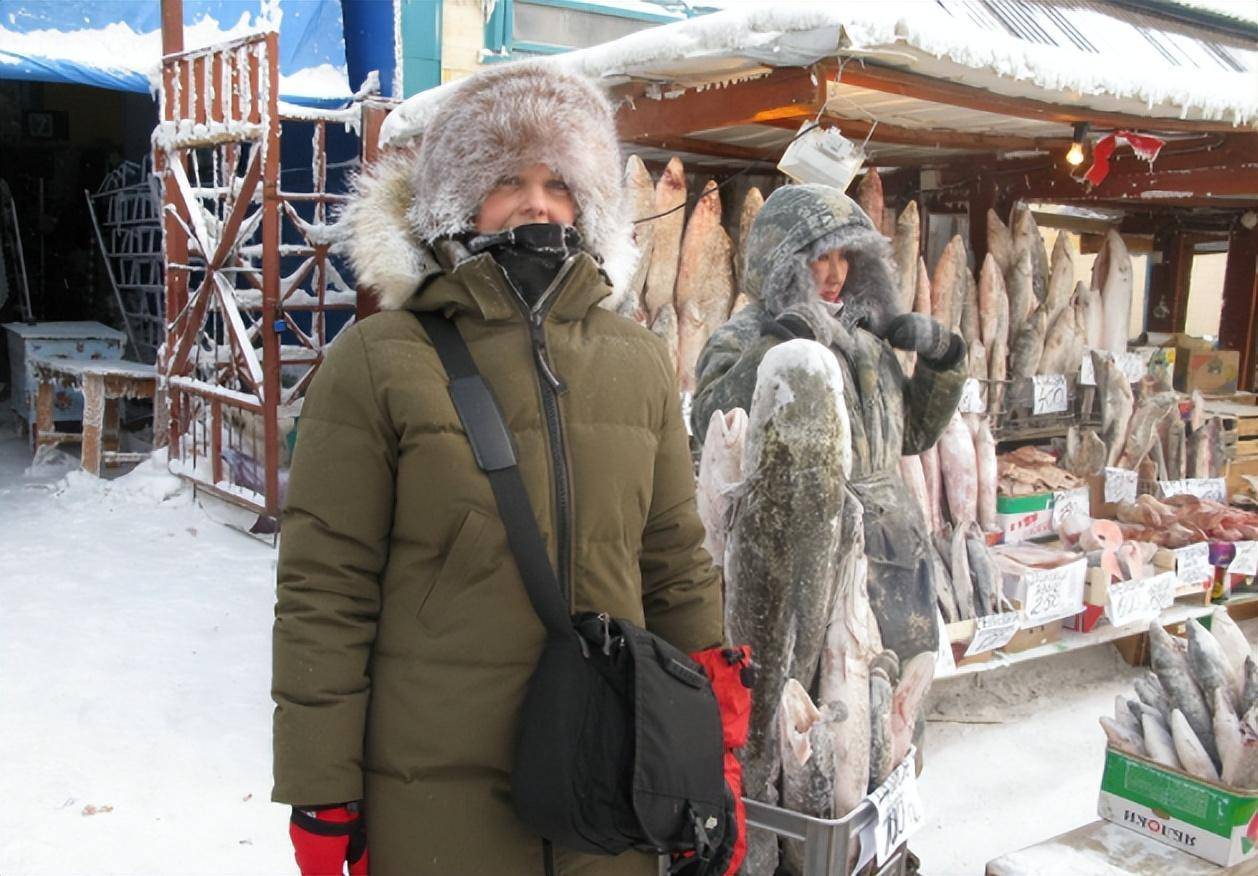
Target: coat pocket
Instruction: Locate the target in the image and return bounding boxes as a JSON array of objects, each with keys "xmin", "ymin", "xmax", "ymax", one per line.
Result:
[{"xmin": 416, "ymin": 508, "xmax": 489, "ymax": 631}]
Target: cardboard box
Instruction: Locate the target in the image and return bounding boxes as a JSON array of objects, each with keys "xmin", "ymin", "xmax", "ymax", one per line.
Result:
[
  {"xmin": 996, "ymin": 492, "xmax": 1054, "ymax": 543},
  {"xmin": 1002, "ymin": 619, "xmax": 1062, "ymax": 653},
  {"xmin": 1098, "ymin": 747, "xmax": 1258, "ymax": 866},
  {"xmin": 1175, "ymin": 349, "xmax": 1241, "ymax": 396},
  {"xmin": 1130, "ymin": 345, "xmax": 1176, "ymax": 387}
]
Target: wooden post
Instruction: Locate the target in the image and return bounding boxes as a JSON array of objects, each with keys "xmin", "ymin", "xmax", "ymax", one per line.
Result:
[
  {"xmin": 260, "ymin": 34, "xmax": 282, "ymax": 519},
  {"xmin": 161, "ymin": 0, "xmax": 183, "ymax": 55},
  {"xmin": 1219, "ymin": 218, "xmax": 1258, "ymax": 392},
  {"xmin": 34, "ymin": 380, "xmax": 53, "ymax": 449},
  {"xmin": 970, "ymin": 174, "xmax": 996, "ymax": 270},
  {"xmin": 81, "ymin": 374, "xmax": 104, "ymax": 476},
  {"xmin": 1146, "ymin": 227, "xmax": 1193, "ymax": 335}
]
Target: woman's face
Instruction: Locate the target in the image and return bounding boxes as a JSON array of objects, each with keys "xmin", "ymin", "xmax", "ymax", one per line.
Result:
[
  {"xmin": 475, "ymin": 164, "xmax": 576, "ymax": 233},
  {"xmin": 809, "ymin": 249, "xmax": 850, "ymax": 303}
]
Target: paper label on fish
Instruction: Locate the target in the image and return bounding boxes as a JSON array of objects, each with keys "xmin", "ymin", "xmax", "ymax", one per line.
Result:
[
  {"xmin": 1158, "ymin": 477, "xmax": 1226, "ymax": 502},
  {"xmin": 1105, "ymin": 571, "xmax": 1176, "ymax": 628},
  {"xmin": 1031, "ymin": 374, "xmax": 1069, "ymax": 415},
  {"xmin": 958, "ymin": 377, "xmax": 986, "ymax": 414},
  {"xmin": 863, "ymin": 749, "xmax": 925, "ymax": 867},
  {"xmin": 1104, "ymin": 467, "xmax": 1138, "ymax": 504},
  {"xmin": 1173, "ymin": 542, "xmax": 1212, "ymax": 586},
  {"xmin": 1229, "ymin": 542, "xmax": 1258, "ymax": 577},
  {"xmin": 964, "ymin": 611, "xmax": 1020, "ymax": 656},
  {"xmin": 1015, "ymin": 558, "xmax": 1087, "ymax": 626},
  {"xmin": 1114, "ymin": 351, "xmax": 1146, "ymax": 384},
  {"xmin": 1051, "ymin": 486, "xmax": 1090, "ymax": 527},
  {"xmin": 1079, "ymin": 350, "xmax": 1096, "ymax": 386}
]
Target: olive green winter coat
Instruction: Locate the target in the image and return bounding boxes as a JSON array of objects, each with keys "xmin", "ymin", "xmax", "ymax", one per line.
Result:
[{"xmin": 272, "ymin": 248, "xmax": 723, "ymax": 875}]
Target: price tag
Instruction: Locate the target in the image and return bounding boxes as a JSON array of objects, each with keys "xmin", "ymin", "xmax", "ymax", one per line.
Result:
[
  {"xmin": 1019, "ymin": 558, "xmax": 1087, "ymax": 626},
  {"xmin": 1104, "ymin": 467, "xmax": 1138, "ymax": 505},
  {"xmin": 1115, "ymin": 351, "xmax": 1146, "ymax": 384},
  {"xmin": 864, "ymin": 749, "xmax": 925, "ymax": 867},
  {"xmin": 934, "ymin": 610, "xmax": 956, "ymax": 677},
  {"xmin": 1105, "ymin": 571, "xmax": 1176, "ymax": 628},
  {"xmin": 964, "ymin": 611, "xmax": 1020, "ymax": 656},
  {"xmin": 1174, "ymin": 542, "xmax": 1211, "ymax": 587},
  {"xmin": 1052, "ymin": 486, "xmax": 1090, "ymax": 527},
  {"xmin": 1159, "ymin": 478, "xmax": 1227, "ymax": 502},
  {"xmin": 1032, "ymin": 373, "xmax": 1069, "ymax": 414},
  {"xmin": 958, "ymin": 377, "xmax": 986, "ymax": 414},
  {"xmin": 1079, "ymin": 350, "xmax": 1096, "ymax": 387},
  {"xmin": 1230, "ymin": 542, "xmax": 1258, "ymax": 577}
]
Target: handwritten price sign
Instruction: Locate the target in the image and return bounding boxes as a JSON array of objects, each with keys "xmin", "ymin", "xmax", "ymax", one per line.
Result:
[
  {"xmin": 958, "ymin": 377, "xmax": 986, "ymax": 414},
  {"xmin": 1032, "ymin": 373, "xmax": 1069, "ymax": 415},
  {"xmin": 1105, "ymin": 572, "xmax": 1176, "ymax": 628},
  {"xmin": 1230, "ymin": 542, "xmax": 1258, "ymax": 577},
  {"xmin": 865, "ymin": 749, "xmax": 925, "ymax": 867},
  {"xmin": 1052, "ymin": 487, "xmax": 1090, "ymax": 527},
  {"xmin": 1115, "ymin": 351, "xmax": 1146, "ymax": 384},
  {"xmin": 1019, "ymin": 558, "xmax": 1087, "ymax": 626},
  {"xmin": 964, "ymin": 611, "xmax": 1021, "ymax": 657},
  {"xmin": 1104, "ymin": 467, "xmax": 1138, "ymax": 505},
  {"xmin": 1079, "ymin": 350, "xmax": 1096, "ymax": 387},
  {"xmin": 1159, "ymin": 478, "xmax": 1226, "ymax": 502},
  {"xmin": 1174, "ymin": 542, "xmax": 1212, "ymax": 588}
]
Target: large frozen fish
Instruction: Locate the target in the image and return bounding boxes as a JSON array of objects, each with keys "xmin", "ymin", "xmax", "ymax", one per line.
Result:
[
  {"xmin": 938, "ymin": 411, "xmax": 978, "ymax": 526},
  {"xmin": 857, "ymin": 168, "xmax": 884, "ymax": 232},
  {"xmin": 913, "ymin": 255, "xmax": 932, "ymax": 317},
  {"xmin": 1115, "ymin": 695, "xmax": 1144, "ymax": 738},
  {"xmin": 937, "ymin": 528, "xmax": 974, "ymax": 621},
  {"xmin": 1188, "ymin": 619, "xmax": 1239, "ymax": 714},
  {"xmin": 1081, "ymin": 282, "xmax": 1104, "ymax": 350},
  {"xmin": 987, "ymin": 208, "xmax": 1014, "ymax": 276},
  {"xmin": 1165, "ymin": 414, "xmax": 1187, "ymax": 481},
  {"xmin": 1244, "ymin": 657, "xmax": 1258, "ymax": 716},
  {"xmin": 1209, "ymin": 608, "xmax": 1251, "ymax": 697},
  {"xmin": 1044, "ymin": 232, "xmax": 1075, "ymax": 325},
  {"xmin": 643, "ymin": 156, "xmax": 686, "ymax": 323},
  {"xmin": 1119, "ymin": 392, "xmax": 1176, "ymax": 471},
  {"xmin": 1009, "ymin": 309, "xmax": 1047, "ymax": 379},
  {"xmin": 696, "ymin": 408, "xmax": 748, "ymax": 569},
  {"xmin": 1225, "ymin": 719, "xmax": 1258, "ymax": 789},
  {"xmin": 966, "ymin": 527, "xmax": 1001, "ymax": 616},
  {"xmin": 931, "ymin": 236, "xmax": 966, "ymax": 331},
  {"xmin": 1216, "ymin": 690, "xmax": 1243, "ymax": 782},
  {"xmin": 1142, "ymin": 712, "xmax": 1182, "ymax": 770},
  {"xmin": 978, "ymin": 254, "xmax": 1007, "ymax": 351},
  {"xmin": 1100, "ymin": 716, "xmax": 1147, "ymax": 757},
  {"xmin": 726, "ymin": 340, "xmax": 850, "ymax": 830},
  {"xmin": 893, "ymin": 201, "xmax": 920, "ymax": 312},
  {"xmin": 1038, "ymin": 306, "xmax": 1078, "ymax": 376},
  {"xmin": 1063, "ymin": 427, "xmax": 1107, "ymax": 478},
  {"xmin": 735, "ymin": 187, "xmax": 765, "ymax": 293},
  {"xmin": 1172, "ymin": 708, "xmax": 1220, "ymax": 781},
  {"xmin": 675, "ymin": 180, "xmax": 734, "ymax": 394},
  {"xmin": 1149, "ymin": 622, "xmax": 1219, "ymax": 768},
  {"xmin": 1097, "ymin": 229, "xmax": 1132, "ymax": 354},
  {"xmin": 921, "ymin": 444, "xmax": 943, "ymax": 535},
  {"xmin": 622, "ymin": 155, "xmax": 656, "ymax": 323},
  {"xmin": 1135, "ymin": 673, "xmax": 1173, "ymax": 722},
  {"xmin": 1006, "ymin": 248, "xmax": 1035, "ymax": 329},
  {"xmin": 968, "ymin": 340, "xmax": 988, "ymax": 385},
  {"xmin": 960, "ymin": 269, "xmax": 981, "ymax": 351},
  {"xmin": 899, "ymin": 454, "xmax": 933, "ymax": 531},
  {"xmin": 1097, "ymin": 351, "xmax": 1134, "ymax": 467},
  {"xmin": 650, "ymin": 303, "xmax": 679, "ymax": 372},
  {"xmin": 868, "ymin": 666, "xmax": 895, "ymax": 790},
  {"xmin": 778, "ymin": 678, "xmax": 845, "ymax": 840},
  {"xmin": 1012, "ymin": 203, "xmax": 1050, "ymax": 306},
  {"xmin": 818, "ymin": 495, "xmax": 880, "ymax": 817},
  {"xmin": 966, "ymin": 415, "xmax": 998, "ymax": 532},
  {"xmin": 890, "ymin": 653, "xmax": 934, "ymax": 769}
]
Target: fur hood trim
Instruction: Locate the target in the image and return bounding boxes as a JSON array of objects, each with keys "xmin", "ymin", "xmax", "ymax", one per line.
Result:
[{"xmin": 341, "ymin": 62, "xmax": 635, "ymax": 312}]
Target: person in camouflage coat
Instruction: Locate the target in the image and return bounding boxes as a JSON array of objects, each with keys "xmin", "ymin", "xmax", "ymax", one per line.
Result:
[{"xmin": 692, "ymin": 184, "xmax": 965, "ymax": 663}]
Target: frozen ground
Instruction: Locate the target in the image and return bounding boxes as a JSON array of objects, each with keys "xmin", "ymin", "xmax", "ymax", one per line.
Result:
[{"xmin": 2, "ymin": 419, "xmax": 1256, "ymax": 875}]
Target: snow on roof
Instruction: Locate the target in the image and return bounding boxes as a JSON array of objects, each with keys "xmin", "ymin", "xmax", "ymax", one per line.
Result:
[
  {"xmin": 1153, "ymin": 0, "xmax": 1258, "ymax": 27},
  {"xmin": 381, "ymin": 1, "xmax": 1258, "ymax": 147}
]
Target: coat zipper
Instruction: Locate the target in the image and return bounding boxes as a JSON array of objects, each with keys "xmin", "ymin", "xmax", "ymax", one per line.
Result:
[{"xmin": 500, "ymin": 258, "xmax": 576, "ymax": 609}]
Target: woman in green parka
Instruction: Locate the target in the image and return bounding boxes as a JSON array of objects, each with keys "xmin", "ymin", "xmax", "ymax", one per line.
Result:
[
  {"xmin": 691, "ymin": 184, "xmax": 966, "ymax": 666},
  {"xmin": 271, "ymin": 62, "xmax": 725, "ymax": 876}
]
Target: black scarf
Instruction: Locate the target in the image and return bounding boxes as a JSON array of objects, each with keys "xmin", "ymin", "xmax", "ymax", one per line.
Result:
[{"xmin": 466, "ymin": 223, "xmax": 583, "ymax": 309}]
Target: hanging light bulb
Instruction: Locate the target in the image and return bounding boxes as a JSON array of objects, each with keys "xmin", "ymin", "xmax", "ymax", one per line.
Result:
[{"xmin": 1067, "ymin": 122, "xmax": 1090, "ymax": 166}]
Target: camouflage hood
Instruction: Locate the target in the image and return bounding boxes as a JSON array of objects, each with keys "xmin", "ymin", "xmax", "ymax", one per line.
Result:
[{"xmin": 742, "ymin": 184, "xmax": 900, "ymax": 336}]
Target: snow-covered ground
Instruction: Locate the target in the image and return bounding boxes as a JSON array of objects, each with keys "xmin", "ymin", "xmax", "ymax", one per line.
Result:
[{"xmin": 2, "ymin": 420, "xmax": 1255, "ymax": 875}]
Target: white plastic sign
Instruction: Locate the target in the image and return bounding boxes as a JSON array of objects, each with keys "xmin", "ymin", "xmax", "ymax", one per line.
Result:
[
  {"xmin": 1159, "ymin": 478, "xmax": 1226, "ymax": 502},
  {"xmin": 958, "ymin": 377, "xmax": 986, "ymax": 414},
  {"xmin": 1032, "ymin": 374, "xmax": 1069, "ymax": 415},
  {"xmin": 864, "ymin": 749, "xmax": 925, "ymax": 867},
  {"xmin": 1079, "ymin": 351, "xmax": 1096, "ymax": 387},
  {"xmin": 1174, "ymin": 542, "xmax": 1212, "ymax": 587},
  {"xmin": 1104, "ymin": 467, "xmax": 1138, "ymax": 505},
  {"xmin": 1105, "ymin": 572, "xmax": 1176, "ymax": 628},
  {"xmin": 1229, "ymin": 542, "xmax": 1258, "ymax": 577},
  {"xmin": 964, "ymin": 611, "xmax": 1021, "ymax": 656},
  {"xmin": 1019, "ymin": 558, "xmax": 1087, "ymax": 626},
  {"xmin": 1052, "ymin": 487, "xmax": 1090, "ymax": 527}
]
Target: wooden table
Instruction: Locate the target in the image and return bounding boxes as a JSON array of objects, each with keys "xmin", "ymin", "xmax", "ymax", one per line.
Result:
[
  {"xmin": 29, "ymin": 356, "xmax": 156, "ymax": 475},
  {"xmin": 986, "ymin": 820, "xmax": 1258, "ymax": 875}
]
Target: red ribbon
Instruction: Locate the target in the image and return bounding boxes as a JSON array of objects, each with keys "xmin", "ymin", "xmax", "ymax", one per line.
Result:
[{"xmin": 1083, "ymin": 130, "xmax": 1166, "ymax": 187}]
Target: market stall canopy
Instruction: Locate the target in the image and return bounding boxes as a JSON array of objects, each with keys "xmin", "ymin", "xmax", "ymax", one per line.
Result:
[
  {"xmin": 381, "ymin": 0, "xmax": 1258, "ymax": 172},
  {"xmin": 0, "ymin": 0, "xmax": 353, "ymax": 107}
]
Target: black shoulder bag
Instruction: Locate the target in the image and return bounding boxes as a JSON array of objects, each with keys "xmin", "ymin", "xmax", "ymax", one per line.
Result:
[{"xmin": 414, "ymin": 312, "xmax": 729, "ymax": 872}]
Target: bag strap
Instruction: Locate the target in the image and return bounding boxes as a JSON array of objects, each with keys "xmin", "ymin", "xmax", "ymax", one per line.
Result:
[{"xmin": 413, "ymin": 311, "xmax": 572, "ymax": 637}]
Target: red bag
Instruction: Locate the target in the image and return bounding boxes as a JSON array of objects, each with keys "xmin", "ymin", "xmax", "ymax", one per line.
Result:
[
  {"xmin": 289, "ymin": 803, "xmax": 369, "ymax": 876},
  {"xmin": 690, "ymin": 646, "xmax": 753, "ymax": 876}
]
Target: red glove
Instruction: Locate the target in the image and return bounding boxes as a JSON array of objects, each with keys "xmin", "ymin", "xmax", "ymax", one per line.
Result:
[
  {"xmin": 290, "ymin": 803, "xmax": 369, "ymax": 876},
  {"xmin": 690, "ymin": 645, "xmax": 753, "ymax": 876}
]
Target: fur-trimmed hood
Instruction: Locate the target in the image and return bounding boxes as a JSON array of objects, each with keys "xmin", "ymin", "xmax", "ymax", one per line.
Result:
[
  {"xmin": 340, "ymin": 62, "xmax": 635, "ymax": 312},
  {"xmin": 743, "ymin": 184, "xmax": 900, "ymax": 336}
]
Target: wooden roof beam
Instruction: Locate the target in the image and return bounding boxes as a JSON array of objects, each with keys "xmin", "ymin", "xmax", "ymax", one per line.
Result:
[
  {"xmin": 761, "ymin": 114, "xmax": 1070, "ymax": 153},
  {"xmin": 615, "ymin": 67, "xmax": 824, "ymax": 141},
  {"xmin": 820, "ymin": 61, "xmax": 1250, "ymax": 135},
  {"xmin": 625, "ymin": 136, "xmax": 781, "ymax": 165}
]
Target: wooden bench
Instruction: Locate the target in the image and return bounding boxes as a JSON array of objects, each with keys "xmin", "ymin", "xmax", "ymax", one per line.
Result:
[
  {"xmin": 29, "ymin": 355, "xmax": 156, "ymax": 475},
  {"xmin": 986, "ymin": 820, "xmax": 1258, "ymax": 875}
]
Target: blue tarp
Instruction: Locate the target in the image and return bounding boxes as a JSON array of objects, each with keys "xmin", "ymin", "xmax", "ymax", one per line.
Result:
[{"xmin": 0, "ymin": 1, "xmax": 355, "ymax": 107}]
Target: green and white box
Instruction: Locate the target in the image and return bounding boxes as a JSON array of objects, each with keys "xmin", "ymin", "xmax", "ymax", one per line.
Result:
[{"xmin": 1098, "ymin": 747, "xmax": 1258, "ymax": 866}]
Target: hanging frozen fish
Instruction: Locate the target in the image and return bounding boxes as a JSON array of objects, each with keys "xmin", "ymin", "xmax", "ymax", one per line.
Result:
[
  {"xmin": 1098, "ymin": 229, "xmax": 1132, "ymax": 354},
  {"xmin": 967, "ymin": 415, "xmax": 998, "ymax": 532},
  {"xmin": 1097, "ymin": 351, "xmax": 1134, "ymax": 467},
  {"xmin": 928, "ymin": 539, "xmax": 958, "ymax": 623},
  {"xmin": 893, "ymin": 201, "xmax": 920, "ymax": 312},
  {"xmin": 868, "ymin": 666, "xmax": 895, "ymax": 789},
  {"xmin": 1149, "ymin": 622, "xmax": 1219, "ymax": 768},
  {"xmin": 1044, "ymin": 232, "xmax": 1075, "ymax": 325},
  {"xmin": 696, "ymin": 408, "xmax": 748, "ymax": 569},
  {"xmin": 857, "ymin": 168, "xmax": 885, "ymax": 232},
  {"xmin": 939, "ymin": 411, "xmax": 978, "ymax": 526},
  {"xmin": 643, "ymin": 156, "xmax": 686, "ymax": 323},
  {"xmin": 1172, "ymin": 708, "xmax": 1220, "ymax": 782},
  {"xmin": 966, "ymin": 527, "xmax": 1000, "ymax": 616},
  {"xmin": 960, "ymin": 269, "xmax": 981, "ymax": 352},
  {"xmin": 725, "ymin": 340, "xmax": 850, "ymax": 845},
  {"xmin": 931, "ymin": 236, "xmax": 965, "ymax": 331},
  {"xmin": 818, "ymin": 495, "xmax": 880, "ymax": 818},
  {"xmin": 1063, "ymin": 427, "xmax": 1108, "ymax": 478},
  {"xmin": 949, "ymin": 523, "xmax": 973, "ymax": 619},
  {"xmin": 987, "ymin": 208, "xmax": 1014, "ymax": 276},
  {"xmin": 650, "ymin": 303, "xmax": 679, "ymax": 372},
  {"xmin": 1119, "ymin": 393, "xmax": 1176, "ymax": 470},
  {"xmin": 1038, "ymin": 306, "xmax": 1078, "ymax": 376},
  {"xmin": 1012, "ymin": 203, "xmax": 1050, "ymax": 306},
  {"xmin": 914, "ymin": 256, "xmax": 932, "ymax": 316},
  {"xmin": 978, "ymin": 254, "xmax": 1007, "ymax": 351},
  {"xmin": 622, "ymin": 155, "xmax": 656, "ymax": 322},
  {"xmin": 735, "ymin": 187, "xmax": 765, "ymax": 293},
  {"xmin": 1009, "ymin": 309, "xmax": 1047, "ymax": 379},
  {"xmin": 1165, "ymin": 414, "xmax": 1187, "ymax": 482},
  {"xmin": 675, "ymin": 180, "xmax": 735, "ymax": 394},
  {"xmin": 890, "ymin": 653, "xmax": 935, "ymax": 769},
  {"xmin": 899, "ymin": 455, "xmax": 934, "ymax": 532},
  {"xmin": 921, "ymin": 444, "xmax": 944, "ymax": 535}
]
